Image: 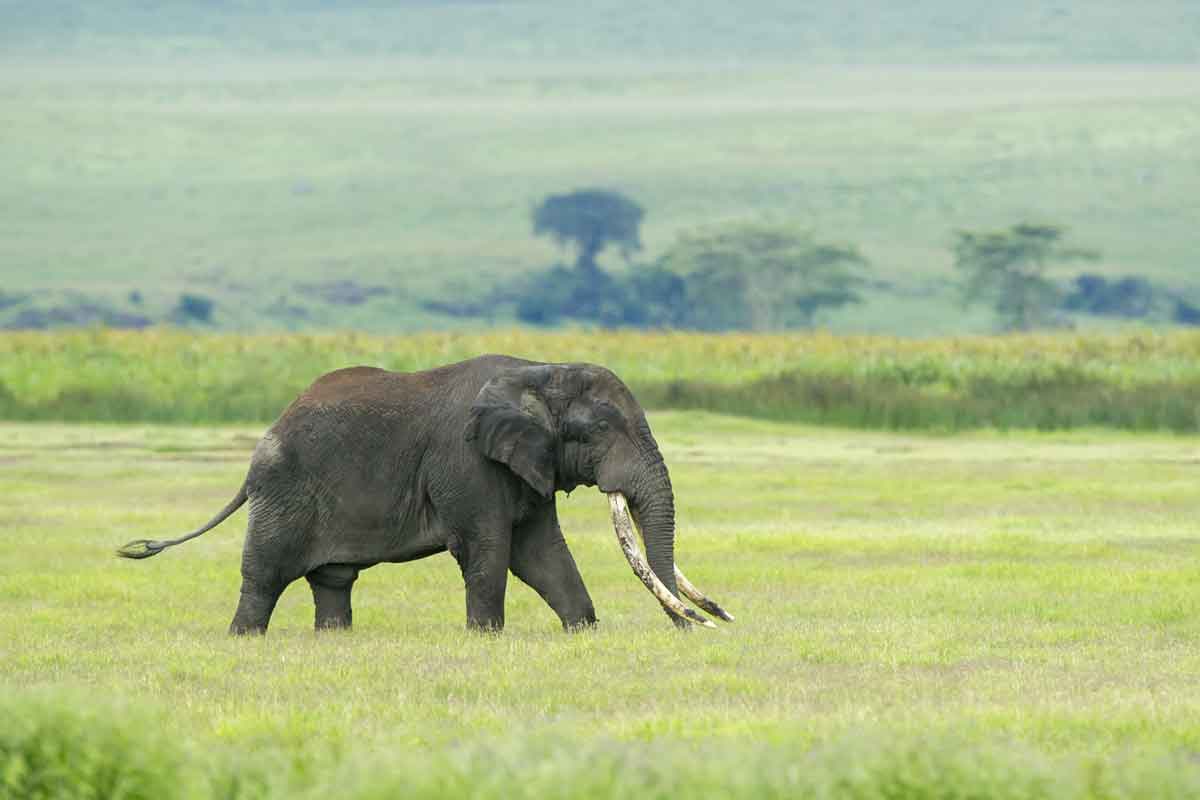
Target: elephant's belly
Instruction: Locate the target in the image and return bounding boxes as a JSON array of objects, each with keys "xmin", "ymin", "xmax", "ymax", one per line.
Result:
[
  {"xmin": 316, "ymin": 480, "xmax": 448, "ymax": 566},
  {"xmin": 322, "ymin": 515, "xmax": 448, "ymax": 566},
  {"xmin": 381, "ymin": 535, "xmax": 448, "ymax": 564}
]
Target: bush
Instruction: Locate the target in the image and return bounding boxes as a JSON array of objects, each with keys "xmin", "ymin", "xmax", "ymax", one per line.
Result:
[
  {"xmin": 1175, "ymin": 297, "xmax": 1200, "ymax": 326},
  {"xmin": 173, "ymin": 294, "xmax": 215, "ymax": 324},
  {"xmin": 1062, "ymin": 274, "xmax": 1155, "ymax": 317},
  {"xmin": 3, "ymin": 693, "xmax": 1200, "ymax": 799},
  {"xmin": 0, "ymin": 695, "xmax": 186, "ymax": 800},
  {"xmin": 511, "ymin": 265, "xmax": 643, "ymax": 327},
  {"xmin": 621, "ymin": 266, "xmax": 689, "ymax": 327}
]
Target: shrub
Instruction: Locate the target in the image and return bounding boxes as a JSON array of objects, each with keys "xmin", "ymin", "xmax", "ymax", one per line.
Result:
[
  {"xmin": 173, "ymin": 294, "xmax": 215, "ymax": 324},
  {"xmin": 3, "ymin": 693, "xmax": 1200, "ymax": 799},
  {"xmin": 0, "ymin": 695, "xmax": 185, "ymax": 800}
]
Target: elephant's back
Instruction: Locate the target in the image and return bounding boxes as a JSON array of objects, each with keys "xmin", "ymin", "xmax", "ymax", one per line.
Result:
[
  {"xmin": 285, "ymin": 357, "xmax": 531, "ymax": 414},
  {"xmin": 257, "ymin": 368, "xmax": 437, "ymax": 502},
  {"xmin": 264, "ymin": 357, "xmax": 524, "ymax": 457},
  {"xmin": 270, "ymin": 367, "xmax": 430, "ymax": 444},
  {"xmin": 248, "ymin": 358, "xmax": 523, "ymax": 519},
  {"xmin": 293, "ymin": 365, "xmax": 394, "ymax": 406}
]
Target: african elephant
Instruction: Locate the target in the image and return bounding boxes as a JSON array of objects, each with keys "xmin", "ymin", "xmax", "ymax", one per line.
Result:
[{"xmin": 117, "ymin": 355, "xmax": 732, "ymax": 633}]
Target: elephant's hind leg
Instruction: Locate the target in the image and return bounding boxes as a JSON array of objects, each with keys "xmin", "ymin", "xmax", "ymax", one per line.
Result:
[
  {"xmin": 306, "ymin": 564, "xmax": 360, "ymax": 630},
  {"xmin": 228, "ymin": 495, "xmax": 310, "ymax": 635},
  {"xmin": 229, "ymin": 579, "xmax": 284, "ymax": 635}
]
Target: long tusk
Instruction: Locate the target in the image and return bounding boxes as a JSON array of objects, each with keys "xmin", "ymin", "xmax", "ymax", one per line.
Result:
[
  {"xmin": 608, "ymin": 492, "xmax": 716, "ymax": 629},
  {"xmin": 625, "ymin": 502, "xmax": 736, "ymax": 624},
  {"xmin": 674, "ymin": 566, "xmax": 735, "ymax": 622}
]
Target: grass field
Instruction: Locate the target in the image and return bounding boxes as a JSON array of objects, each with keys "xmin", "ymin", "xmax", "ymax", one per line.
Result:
[
  {"xmin": 3, "ymin": 59, "xmax": 1199, "ymax": 334},
  {"xmin": 4, "ymin": 414, "xmax": 1200, "ymax": 797}
]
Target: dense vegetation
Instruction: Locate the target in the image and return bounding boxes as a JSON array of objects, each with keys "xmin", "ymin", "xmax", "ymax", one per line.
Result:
[
  {"xmin": 7, "ymin": 694, "xmax": 1200, "ymax": 799},
  {"xmin": 491, "ymin": 218, "xmax": 869, "ymax": 330},
  {"xmin": 3, "ymin": 329, "xmax": 1200, "ymax": 430},
  {"xmin": 3, "ymin": 419, "xmax": 1199, "ymax": 798}
]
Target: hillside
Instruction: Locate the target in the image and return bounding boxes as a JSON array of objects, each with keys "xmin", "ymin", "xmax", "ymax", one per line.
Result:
[
  {"xmin": 1, "ymin": 2, "xmax": 1198, "ymax": 334},
  {"xmin": 3, "ymin": 1, "xmax": 1200, "ymax": 64}
]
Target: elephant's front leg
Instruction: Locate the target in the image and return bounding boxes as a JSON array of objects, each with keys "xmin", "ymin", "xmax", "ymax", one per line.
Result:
[
  {"xmin": 453, "ymin": 528, "xmax": 512, "ymax": 631},
  {"xmin": 510, "ymin": 502, "xmax": 597, "ymax": 631}
]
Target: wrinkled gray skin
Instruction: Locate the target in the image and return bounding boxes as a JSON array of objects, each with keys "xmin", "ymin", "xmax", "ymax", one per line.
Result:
[{"xmin": 120, "ymin": 355, "xmax": 681, "ymax": 634}]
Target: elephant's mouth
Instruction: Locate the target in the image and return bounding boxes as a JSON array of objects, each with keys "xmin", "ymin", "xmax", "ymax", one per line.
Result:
[{"xmin": 607, "ymin": 492, "xmax": 734, "ymax": 629}]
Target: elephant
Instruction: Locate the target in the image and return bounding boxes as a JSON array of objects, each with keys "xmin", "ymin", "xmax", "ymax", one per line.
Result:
[{"xmin": 117, "ymin": 355, "xmax": 732, "ymax": 633}]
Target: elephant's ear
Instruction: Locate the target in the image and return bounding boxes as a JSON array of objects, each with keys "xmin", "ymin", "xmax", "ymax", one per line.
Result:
[{"xmin": 466, "ymin": 370, "xmax": 556, "ymax": 498}]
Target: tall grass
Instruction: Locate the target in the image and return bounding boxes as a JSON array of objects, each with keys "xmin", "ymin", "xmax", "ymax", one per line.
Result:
[
  {"xmin": 4, "ymin": 693, "xmax": 1199, "ymax": 800},
  {"xmin": 2, "ymin": 329, "xmax": 1200, "ymax": 430}
]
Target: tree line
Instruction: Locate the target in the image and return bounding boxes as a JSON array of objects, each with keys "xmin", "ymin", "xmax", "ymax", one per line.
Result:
[{"xmin": 428, "ymin": 188, "xmax": 1198, "ymax": 333}]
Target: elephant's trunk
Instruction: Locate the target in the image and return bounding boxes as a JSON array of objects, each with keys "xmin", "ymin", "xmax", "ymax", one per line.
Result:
[
  {"xmin": 606, "ymin": 420, "xmax": 733, "ymax": 628},
  {"xmin": 608, "ymin": 493, "xmax": 714, "ymax": 628},
  {"xmin": 626, "ymin": 449, "xmax": 678, "ymax": 601}
]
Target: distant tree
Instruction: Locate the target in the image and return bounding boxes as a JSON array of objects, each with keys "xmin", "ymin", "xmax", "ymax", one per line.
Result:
[
  {"xmin": 532, "ymin": 189, "xmax": 644, "ymax": 276},
  {"xmin": 173, "ymin": 293, "xmax": 215, "ymax": 324},
  {"xmin": 510, "ymin": 264, "xmax": 639, "ymax": 327},
  {"xmin": 622, "ymin": 266, "xmax": 689, "ymax": 328},
  {"xmin": 954, "ymin": 224, "xmax": 1097, "ymax": 331},
  {"xmin": 1061, "ymin": 274, "xmax": 1154, "ymax": 318},
  {"xmin": 1175, "ymin": 298, "xmax": 1200, "ymax": 326},
  {"xmin": 659, "ymin": 222, "xmax": 867, "ymax": 330}
]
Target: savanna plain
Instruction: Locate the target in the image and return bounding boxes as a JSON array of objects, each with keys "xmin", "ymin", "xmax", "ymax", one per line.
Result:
[{"xmin": 4, "ymin": 411, "xmax": 1200, "ymax": 798}]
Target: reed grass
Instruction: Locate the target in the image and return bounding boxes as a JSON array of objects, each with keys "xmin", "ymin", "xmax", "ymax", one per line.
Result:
[{"xmin": 3, "ymin": 329, "xmax": 1200, "ymax": 430}]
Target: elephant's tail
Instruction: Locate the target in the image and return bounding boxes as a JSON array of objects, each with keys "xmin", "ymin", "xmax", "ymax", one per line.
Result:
[{"xmin": 116, "ymin": 486, "xmax": 248, "ymax": 560}]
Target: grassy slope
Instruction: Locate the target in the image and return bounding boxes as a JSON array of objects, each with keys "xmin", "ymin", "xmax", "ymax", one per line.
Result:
[
  {"xmin": 3, "ymin": 416, "xmax": 1200, "ymax": 795},
  {"xmin": 2, "ymin": 1, "xmax": 1199, "ymax": 335},
  {"xmin": 4, "ymin": 1, "xmax": 1200, "ymax": 63},
  {"xmin": 3, "ymin": 63, "xmax": 1198, "ymax": 334}
]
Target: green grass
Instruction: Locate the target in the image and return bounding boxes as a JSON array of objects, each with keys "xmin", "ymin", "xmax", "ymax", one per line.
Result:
[
  {"xmin": 3, "ymin": 415, "xmax": 1200, "ymax": 796},
  {"xmin": 4, "ymin": 329, "xmax": 1200, "ymax": 430},
  {"xmin": 2, "ymin": 59, "xmax": 1199, "ymax": 334}
]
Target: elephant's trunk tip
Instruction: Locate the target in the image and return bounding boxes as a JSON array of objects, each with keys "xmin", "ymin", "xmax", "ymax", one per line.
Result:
[
  {"xmin": 116, "ymin": 539, "xmax": 167, "ymax": 560},
  {"xmin": 607, "ymin": 492, "xmax": 719, "ymax": 629}
]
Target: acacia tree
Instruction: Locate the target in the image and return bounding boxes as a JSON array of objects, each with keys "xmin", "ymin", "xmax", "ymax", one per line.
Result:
[
  {"xmin": 532, "ymin": 189, "xmax": 644, "ymax": 276},
  {"xmin": 954, "ymin": 223, "xmax": 1097, "ymax": 331},
  {"xmin": 658, "ymin": 222, "xmax": 867, "ymax": 330}
]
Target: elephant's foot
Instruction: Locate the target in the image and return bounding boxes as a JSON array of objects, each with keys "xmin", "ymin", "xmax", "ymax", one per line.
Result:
[
  {"xmin": 465, "ymin": 614, "xmax": 505, "ymax": 633},
  {"xmin": 562, "ymin": 614, "xmax": 598, "ymax": 632},
  {"xmin": 314, "ymin": 612, "xmax": 352, "ymax": 631}
]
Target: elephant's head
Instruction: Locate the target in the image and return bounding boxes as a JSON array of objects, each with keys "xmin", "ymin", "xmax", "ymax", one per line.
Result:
[{"xmin": 466, "ymin": 363, "xmax": 732, "ymax": 628}]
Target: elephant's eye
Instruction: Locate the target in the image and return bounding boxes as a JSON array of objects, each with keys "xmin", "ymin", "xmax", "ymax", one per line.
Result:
[{"xmin": 593, "ymin": 420, "xmax": 610, "ymax": 433}]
